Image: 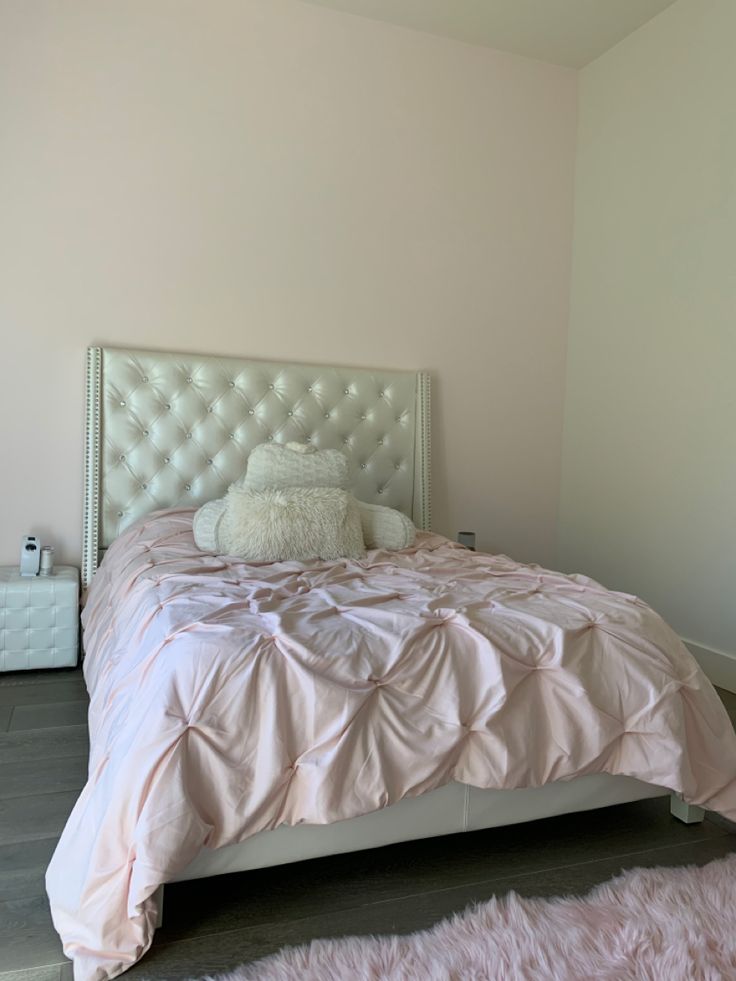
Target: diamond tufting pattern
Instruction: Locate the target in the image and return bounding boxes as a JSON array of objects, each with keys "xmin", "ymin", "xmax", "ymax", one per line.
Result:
[{"xmin": 95, "ymin": 348, "xmax": 426, "ymax": 555}]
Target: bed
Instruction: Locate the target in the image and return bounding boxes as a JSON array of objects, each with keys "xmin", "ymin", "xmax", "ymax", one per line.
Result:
[{"xmin": 46, "ymin": 346, "xmax": 736, "ymax": 981}]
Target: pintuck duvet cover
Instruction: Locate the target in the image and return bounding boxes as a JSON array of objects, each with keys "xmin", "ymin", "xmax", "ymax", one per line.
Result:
[{"xmin": 47, "ymin": 508, "xmax": 736, "ymax": 980}]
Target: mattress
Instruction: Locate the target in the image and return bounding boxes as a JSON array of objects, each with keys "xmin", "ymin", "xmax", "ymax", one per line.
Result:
[{"xmin": 46, "ymin": 508, "xmax": 736, "ymax": 980}]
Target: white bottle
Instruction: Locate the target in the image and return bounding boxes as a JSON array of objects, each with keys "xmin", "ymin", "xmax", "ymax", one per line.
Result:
[{"xmin": 39, "ymin": 546, "xmax": 55, "ymax": 576}]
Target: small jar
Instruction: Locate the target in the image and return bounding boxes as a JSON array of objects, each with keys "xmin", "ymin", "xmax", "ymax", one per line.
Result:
[{"xmin": 39, "ymin": 545, "xmax": 55, "ymax": 576}]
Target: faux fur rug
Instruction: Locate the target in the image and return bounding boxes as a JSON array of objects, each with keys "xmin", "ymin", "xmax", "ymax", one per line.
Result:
[{"xmin": 204, "ymin": 854, "xmax": 736, "ymax": 980}]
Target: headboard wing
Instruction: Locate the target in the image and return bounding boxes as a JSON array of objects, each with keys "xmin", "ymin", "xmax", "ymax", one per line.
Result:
[{"xmin": 83, "ymin": 347, "xmax": 431, "ymax": 587}]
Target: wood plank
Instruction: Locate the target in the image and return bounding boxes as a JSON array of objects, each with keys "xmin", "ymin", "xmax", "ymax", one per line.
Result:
[
  {"xmin": 0, "ymin": 837, "xmax": 58, "ymax": 902},
  {"xmin": 716, "ymin": 686, "xmax": 736, "ymax": 723},
  {"xmin": 8, "ymin": 703, "xmax": 88, "ymax": 733},
  {"xmin": 0, "ymin": 727, "xmax": 89, "ymax": 766},
  {"xmin": 0, "ymin": 967, "xmax": 61, "ymax": 981},
  {"xmin": 0, "ymin": 680, "xmax": 87, "ymax": 709},
  {"xmin": 0, "ymin": 668, "xmax": 83, "ymax": 689},
  {"xmin": 156, "ymin": 795, "xmax": 727, "ymax": 943},
  {"xmin": 0, "ymin": 792, "xmax": 79, "ymax": 846},
  {"xmin": 0, "ymin": 757, "xmax": 88, "ymax": 801},
  {"xmin": 124, "ymin": 836, "xmax": 736, "ymax": 980},
  {"xmin": 0, "ymin": 706, "xmax": 11, "ymax": 732},
  {"xmin": 0, "ymin": 894, "xmax": 65, "ymax": 973}
]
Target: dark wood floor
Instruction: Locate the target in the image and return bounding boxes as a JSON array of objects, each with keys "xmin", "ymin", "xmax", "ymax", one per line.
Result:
[{"xmin": 1, "ymin": 669, "xmax": 735, "ymax": 981}]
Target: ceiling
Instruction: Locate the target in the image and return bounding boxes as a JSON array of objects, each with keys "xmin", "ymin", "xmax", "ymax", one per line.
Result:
[{"xmin": 298, "ymin": 0, "xmax": 678, "ymax": 68}]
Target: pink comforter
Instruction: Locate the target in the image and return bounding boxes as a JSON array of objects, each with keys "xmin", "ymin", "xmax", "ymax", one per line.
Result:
[{"xmin": 47, "ymin": 509, "xmax": 736, "ymax": 980}]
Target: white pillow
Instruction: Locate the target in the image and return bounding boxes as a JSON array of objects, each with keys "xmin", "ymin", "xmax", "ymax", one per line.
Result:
[
  {"xmin": 218, "ymin": 485, "xmax": 365, "ymax": 562},
  {"xmin": 192, "ymin": 498, "xmax": 227, "ymax": 552},
  {"xmin": 241, "ymin": 441, "xmax": 349, "ymax": 492},
  {"xmin": 359, "ymin": 501, "xmax": 415, "ymax": 551}
]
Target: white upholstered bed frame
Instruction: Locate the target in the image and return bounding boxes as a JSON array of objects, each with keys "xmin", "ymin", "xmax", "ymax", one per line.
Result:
[{"xmin": 82, "ymin": 346, "xmax": 699, "ymax": 918}]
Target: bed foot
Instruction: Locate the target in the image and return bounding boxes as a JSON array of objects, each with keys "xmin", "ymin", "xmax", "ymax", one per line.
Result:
[
  {"xmin": 670, "ymin": 793, "xmax": 705, "ymax": 824},
  {"xmin": 153, "ymin": 885, "xmax": 164, "ymax": 928}
]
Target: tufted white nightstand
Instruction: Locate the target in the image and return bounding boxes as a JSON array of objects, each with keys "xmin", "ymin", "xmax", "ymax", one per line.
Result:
[{"xmin": 0, "ymin": 566, "xmax": 80, "ymax": 672}]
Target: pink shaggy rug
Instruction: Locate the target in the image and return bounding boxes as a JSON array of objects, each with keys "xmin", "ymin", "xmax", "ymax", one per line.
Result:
[{"xmin": 206, "ymin": 854, "xmax": 736, "ymax": 980}]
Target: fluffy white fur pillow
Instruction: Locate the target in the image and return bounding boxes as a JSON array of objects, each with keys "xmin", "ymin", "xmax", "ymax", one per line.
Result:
[
  {"xmin": 217, "ymin": 485, "xmax": 365, "ymax": 562},
  {"xmin": 193, "ymin": 496, "xmax": 415, "ymax": 555},
  {"xmin": 358, "ymin": 501, "xmax": 415, "ymax": 550},
  {"xmin": 240, "ymin": 441, "xmax": 349, "ymax": 492}
]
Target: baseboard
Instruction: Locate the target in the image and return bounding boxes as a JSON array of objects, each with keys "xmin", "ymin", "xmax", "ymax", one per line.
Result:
[{"xmin": 684, "ymin": 640, "xmax": 736, "ymax": 695}]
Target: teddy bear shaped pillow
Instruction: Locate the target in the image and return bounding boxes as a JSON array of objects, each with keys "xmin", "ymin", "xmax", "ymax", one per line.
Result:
[{"xmin": 193, "ymin": 441, "xmax": 415, "ymax": 562}]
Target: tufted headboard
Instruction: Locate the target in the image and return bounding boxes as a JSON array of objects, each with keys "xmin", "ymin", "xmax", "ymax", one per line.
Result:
[{"xmin": 83, "ymin": 346, "xmax": 431, "ymax": 587}]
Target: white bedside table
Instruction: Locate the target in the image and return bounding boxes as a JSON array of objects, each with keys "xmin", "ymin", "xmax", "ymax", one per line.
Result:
[{"xmin": 0, "ymin": 566, "xmax": 80, "ymax": 672}]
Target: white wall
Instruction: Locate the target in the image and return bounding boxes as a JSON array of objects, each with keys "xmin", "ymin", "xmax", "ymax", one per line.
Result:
[
  {"xmin": 559, "ymin": 0, "xmax": 736, "ymax": 654},
  {"xmin": 0, "ymin": 0, "xmax": 577, "ymax": 569}
]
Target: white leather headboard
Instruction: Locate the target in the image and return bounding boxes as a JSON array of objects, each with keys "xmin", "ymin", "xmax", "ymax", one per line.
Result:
[{"xmin": 83, "ymin": 346, "xmax": 431, "ymax": 587}]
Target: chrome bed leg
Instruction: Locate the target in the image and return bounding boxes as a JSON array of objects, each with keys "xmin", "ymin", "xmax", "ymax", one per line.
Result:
[
  {"xmin": 154, "ymin": 884, "xmax": 164, "ymax": 928},
  {"xmin": 670, "ymin": 792, "xmax": 705, "ymax": 824}
]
